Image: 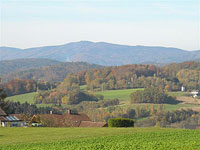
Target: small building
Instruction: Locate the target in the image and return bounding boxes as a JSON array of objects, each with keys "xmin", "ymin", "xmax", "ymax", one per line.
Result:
[
  {"xmin": 191, "ymin": 91, "xmax": 200, "ymax": 98},
  {"xmin": 0, "ymin": 107, "xmax": 25, "ymax": 127}
]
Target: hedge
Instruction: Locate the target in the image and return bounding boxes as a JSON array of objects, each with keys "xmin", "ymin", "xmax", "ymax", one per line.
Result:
[{"xmin": 108, "ymin": 118, "xmax": 134, "ymax": 127}]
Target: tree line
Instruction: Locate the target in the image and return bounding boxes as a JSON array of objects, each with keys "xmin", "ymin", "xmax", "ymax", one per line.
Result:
[
  {"xmin": 130, "ymin": 87, "xmax": 176, "ymax": 104},
  {"xmin": 1, "ymin": 79, "xmax": 56, "ymax": 96},
  {"xmin": 56, "ymin": 61, "xmax": 200, "ymax": 93},
  {"xmin": 33, "ymin": 61, "xmax": 200, "ymax": 105}
]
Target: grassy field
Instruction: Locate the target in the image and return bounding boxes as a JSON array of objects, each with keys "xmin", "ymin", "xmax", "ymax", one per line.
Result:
[
  {"xmin": 95, "ymin": 88, "xmax": 144, "ymax": 101},
  {"xmin": 5, "ymin": 89, "xmax": 189, "ymax": 104},
  {"xmin": 95, "ymin": 89, "xmax": 190, "ymax": 102},
  {"xmin": 168, "ymin": 91, "xmax": 190, "ymax": 97},
  {"xmin": 5, "ymin": 92, "xmax": 37, "ymax": 104},
  {"xmin": 5, "ymin": 88, "xmax": 144, "ymax": 104},
  {"xmin": 5, "ymin": 89, "xmax": 198, "ymax": 111},
  {"xmin": 0, "ymin": 127, "xmax": 199, "ymax": 150},
  {"xmin": 5, "ymin": 92, "xmax": 53, "ymax": 107}
]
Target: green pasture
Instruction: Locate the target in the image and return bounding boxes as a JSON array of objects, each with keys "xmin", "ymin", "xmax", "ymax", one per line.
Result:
[
  {"xmin": 4, "ymin": 89, "xmax": 197, "ymax": 112},
  {"xmin": 0, "ymin": 127, "xmax": 199, "ymax": 150},
  {"xmin": 168, "ymin": 91, "xmax": 190, "ymax": 97},
  {"xmin": 5, "ymin": 92, "xmax": 53, "ymax": 107},
  {"xmin": 5, "ymin": 92, "xmax": 37, "ymax": 104},
  {"xmin": 5, "ymin": 88, "xmax": 190, "ymax": 105},
  {"xmin": 95, "ymin": 88, "xmax": 144, "ymax": 101}
]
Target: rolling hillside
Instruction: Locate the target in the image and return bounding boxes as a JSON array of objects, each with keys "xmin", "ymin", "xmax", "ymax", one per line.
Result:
[
  {"xmin": 1, "ymin": 61, "xmax": 102, "ymax": 82},
  {"xmin": 0, "ymin": 58, "xmax": 60, "ymax": 76},
  {"xmin": 1, "ymin": 41, "xmax": 200, "ymax": 66}
]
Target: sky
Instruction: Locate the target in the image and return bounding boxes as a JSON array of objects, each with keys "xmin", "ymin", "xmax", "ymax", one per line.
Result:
[{"xmin": 0, "ymin": 0, "xmax": 199, "ymax": 50}]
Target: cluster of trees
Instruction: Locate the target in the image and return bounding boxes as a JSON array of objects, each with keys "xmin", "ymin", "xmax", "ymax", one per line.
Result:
[
  {"xmin": 2, "ymin": 79, "xmax": 56, "ymax": 96},
  {"xmin": 176, "ymin": 69, "xmax": 200, "ymax": 90},
  {"xmin": 34, "ymin": 89, "xmax": 103, "ymax": 105},
  {"xmin": 35, "ymin": 84, "xmax": 104, "ymax": 105},
  {"xmin": 3, "ymin": 101, "xmax": 62, "ymax": 116},
  {"xmin": 77, "ymin": 64, "xmax": 170, "ymax": 91},
  {"xmin": 130, "ymin": 87, "xmax": 176, "ymax": 104},
  {"xmin": 162, "ymin": 61, "xmax": 200, "ymax": 90},
  {"xmin": 0, "ymin": 87, "xmax": 7, "ymax": 111},
  {"xmin": 56, "ymin": 61, "xmax": 200, "ymax": 92},
  {"xmin": 72, "ymin": 102, "xmax": 153, "ymax": 122},
  {"xmin": 34, "ymin": 73, "xmax": 104, "ymax": 105},
  {"xmin": 170, "ymin": 114, "xmax": 200, "ymax": 129},
  {"xmin": 136, "ymin": 109, "xmax": 199, "ymax": 127},
  {"xmin": 72, "ymin": 99, "xmax": 119, "ymax": 112},
  {"xmin": 32, "ymin": 61, "xmax": 200, "ymax": 105},
  {"xmin": 0, "ymin": 85, "xmax": 62, "ymax": 116},
  {"xmin": 154, "ymin": 109, "xmax": 198, "ymax": 127},
  {"xmin": 71, "ymin": 99, "xmax": 198, "ymax": 128}
]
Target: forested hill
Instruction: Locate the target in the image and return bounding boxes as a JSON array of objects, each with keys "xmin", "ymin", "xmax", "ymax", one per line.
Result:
[
  {"xmin": 58, "ymin": 61, "xmax": 200, "ymax": 92},
  {"xmin": 0, "ymin": 58, "xmax": 60, "ymax": 76},
  {"xmin": 1, "ymin": 62, "xmax": 102, "ymax": 83},
  {"xmin": 1, "ymin": 41, "xmax": 200, "ymax": 65},
  {"xmin": 35, "ymin": 61, "xmax": 200, "ymax": 105}
]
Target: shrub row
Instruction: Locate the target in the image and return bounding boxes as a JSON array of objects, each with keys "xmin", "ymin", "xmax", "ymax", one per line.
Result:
[{"xmin": 108, "ymin": 118, "xmax": 134, "ymax": 127}]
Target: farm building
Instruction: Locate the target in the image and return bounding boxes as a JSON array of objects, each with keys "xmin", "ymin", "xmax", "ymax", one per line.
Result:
[
  {"xmin": 0, "ymin": 107, "xmax": 25, "ymax": 127},
  {"xmin": 30, "ymin": 110, "xmax": 107, "ymax": 127},
  {"xmin": 191, "ymin": 91, "xmax": 200, "ymax": 98}
]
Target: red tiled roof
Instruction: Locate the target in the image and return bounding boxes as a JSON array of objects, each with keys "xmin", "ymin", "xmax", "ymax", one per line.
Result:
[
  {"xmin": 0, "ymin": 107, "xmax": 6, "ymax": 116},
  {"xmin": 0, "ymin": 116, "xmax": 7, "ymax": 121},
  {"xmin": 79, "ymin": 121, "xmax": 107, "ymax": 127},
  {"xmin": 34, "ymin": 113, "xmax": 91, "ymax": 127}
]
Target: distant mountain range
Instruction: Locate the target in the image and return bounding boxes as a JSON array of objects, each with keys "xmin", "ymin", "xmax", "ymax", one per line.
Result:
[{"xmin": 0, "ymin": 41, "xmax": 200, "ymax": 66}]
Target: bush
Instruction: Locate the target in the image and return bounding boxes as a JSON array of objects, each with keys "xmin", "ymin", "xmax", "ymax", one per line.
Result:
[{"xmin": 108, "ymin": 118, "xmax": 134, "ymax": 127}]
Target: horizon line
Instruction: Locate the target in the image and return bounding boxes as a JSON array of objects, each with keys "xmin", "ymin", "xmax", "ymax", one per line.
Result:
[{"xmin": 1, "ymin": 40, "xmax": 199, "ymax": 51}]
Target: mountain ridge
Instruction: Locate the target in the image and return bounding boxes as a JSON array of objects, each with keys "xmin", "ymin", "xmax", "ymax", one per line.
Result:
[{"xmin": 1, "ymin": 41, "xmax": 200, "ymax": 66}]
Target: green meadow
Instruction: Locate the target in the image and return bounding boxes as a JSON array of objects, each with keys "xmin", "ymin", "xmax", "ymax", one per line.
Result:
[
  {"xmin": 5, "ymin": 88, "xmax": 197, "ymax": 111},
  {"xmin": 168, "ymin": 91, "xmax": 190, "ymax": 97},
  {"xmin": 5, "ymin": 88, "xmax": 190, "ymax": 105},
  {"xmin": 95, "ymin": 88, "xmax": 144, "ymax": 100},
  {"xmin": 0, "ymin": 127, "xmax": 199, "ymax": 150},
  {"xmin": 5, "ymin": 92, "xmax": 37, "ymax": 104}
]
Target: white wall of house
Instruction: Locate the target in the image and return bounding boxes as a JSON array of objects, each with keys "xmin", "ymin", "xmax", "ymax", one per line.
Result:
[{"xmin": 1, "ymin": 121, "xmax": 24, "ymax": 127}]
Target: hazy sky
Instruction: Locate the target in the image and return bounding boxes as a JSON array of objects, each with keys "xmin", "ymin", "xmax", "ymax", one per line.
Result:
[{"xmin": 0, "ymin": 0, "xmax": 199, "ymax": 50}]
